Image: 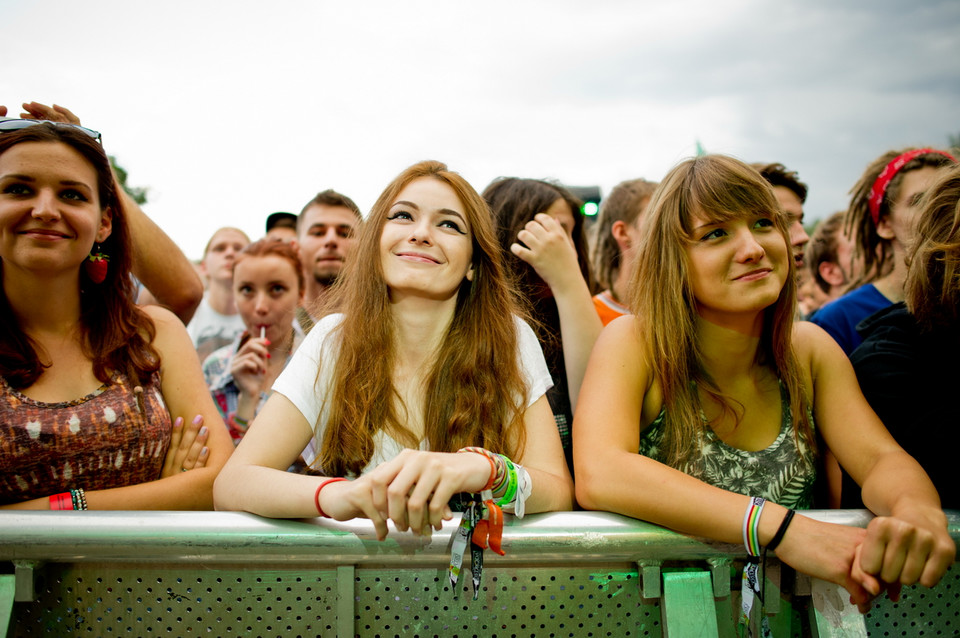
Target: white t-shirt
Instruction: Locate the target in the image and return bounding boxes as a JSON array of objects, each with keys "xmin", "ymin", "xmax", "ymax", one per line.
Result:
[
  {"xmin": 186, "ymin": 295, "xmax": 246, "ymax": 362},
  {"xmin": 273, "ymin": 313, "xmax": 553, "ymax": 473}
]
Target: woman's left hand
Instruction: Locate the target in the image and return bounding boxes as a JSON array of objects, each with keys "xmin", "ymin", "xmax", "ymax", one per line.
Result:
[
  {"xmin": 856, "ymin": 504, "xmax": 955, "ymax": 605},
  {"xmin": 161, "ymin": 415, "xmax": 210, "ymax": 477}
]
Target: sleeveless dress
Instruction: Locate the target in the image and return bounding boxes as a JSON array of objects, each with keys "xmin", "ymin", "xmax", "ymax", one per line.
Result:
[
  {"xmin": 0, "ymin": 372, "xmax": 172, "ymax": 504},
  {"xmin": 638, "ymin": 382, "xmax": 816, "ymax": 509}
]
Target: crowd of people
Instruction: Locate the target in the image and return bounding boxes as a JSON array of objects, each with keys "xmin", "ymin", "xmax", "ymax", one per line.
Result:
[{"xmin": 1, "ymin": 101, "xmax": 957, "ymax": 619}]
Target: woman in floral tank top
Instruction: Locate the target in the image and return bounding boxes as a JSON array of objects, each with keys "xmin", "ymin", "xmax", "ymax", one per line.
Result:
[
  {"xmin": 0, "ymin": 106, "xmax": 232, "ymax": 510},
  {"xmin": 574, "ymin": 155, "xmax": 954, "ymax": 614}
]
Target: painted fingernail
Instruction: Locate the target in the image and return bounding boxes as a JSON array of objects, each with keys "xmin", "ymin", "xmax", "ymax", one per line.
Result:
[
  {"xmin": 173, "ymin": 417, "xmax": 183, "ymax": 428},
  {"xmin": 199, "ymin": 426, "xmax": 208, "ymax": 436},
  {"xmin": 200, "ymin": 447, "xmax": 209, "ymax": 457},
  {"xmin": 264, "ymin": 339, "xmax": 271, "ymax": 346},
  {"xmin": 192, "ymin": 415, "xmax": 203, "ymax": 425}
]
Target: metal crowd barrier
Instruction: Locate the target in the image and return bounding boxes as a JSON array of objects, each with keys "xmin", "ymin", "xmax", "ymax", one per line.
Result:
[{"xmin": 1, "ymin": 510, "xmax": 957, "ymax": 637}]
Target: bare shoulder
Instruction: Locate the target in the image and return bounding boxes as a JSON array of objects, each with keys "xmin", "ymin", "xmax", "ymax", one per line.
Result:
[
  {"xmin": 791, "ymin": 320, "xmax": 851, "ymax": 397},
  {"xmin": 791, "ymin": 320, "xmax": 841, "ymax": 362},
  {"xmin": 584, "ymin": 313, "xmax": 659, "ymax": 420},
  {"xmin": 141, "ymin": 304, "xmax": 182, "ymax": 329},
  {"xmin": 595, "ymin": 315, "xmax": 650, "ymax": 373},
  {"xmin": 594, "ymin": 315, "xmax": 647, "ymax": 367},
  {"xmin": 599, "ymin": 314, "xmax": 642, "ymax": 348}
]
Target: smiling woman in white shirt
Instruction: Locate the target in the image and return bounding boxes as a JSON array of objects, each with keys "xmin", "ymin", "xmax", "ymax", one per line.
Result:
[{"xmin": 214, "ymin": 160, "xmax": 573, "ymax": 540}]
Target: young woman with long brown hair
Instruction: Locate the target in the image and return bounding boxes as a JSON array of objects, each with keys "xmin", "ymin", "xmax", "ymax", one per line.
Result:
[
  {"xmin": 483, "ymin": 178, "xmax": 601, "ymax": 465},
  {"xmin": 574, "ymin": 155, "xmax": 953, "ymax": 613},
  {"xmin": 0, "ymin": 119, "xmax": 232, "ymax": 509},
  {"xmin": 214, "ymin": 161, "xmax": 573, "ymax": 539}
]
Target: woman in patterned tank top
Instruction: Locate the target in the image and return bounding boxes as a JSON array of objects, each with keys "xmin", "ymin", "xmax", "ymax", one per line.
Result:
[
  {"xmin": 0, "ymin": 107, "xmax": 233, "ymax": 510},
  {"xmin": 574, "ymin": 155, "xmax": 954, "ymax": 613}
]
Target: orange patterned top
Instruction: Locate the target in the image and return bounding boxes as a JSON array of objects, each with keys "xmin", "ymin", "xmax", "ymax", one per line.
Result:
[{"xmin": 0, "ymin": 372, "xmax": 172, "ymax": 505}]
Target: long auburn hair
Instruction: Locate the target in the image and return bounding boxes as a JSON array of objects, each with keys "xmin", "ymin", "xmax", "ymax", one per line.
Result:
[
  {"xmin": 905, "ymin": 165, "xmax": 960, "ymax": 333},
  {"xmin": 630, "ymin": 154, "xmax": 813, "ymax": 467},
  {"xmin": 845, "ymin": 148, "xmax": 956, "ymax": 291},
  {"xmin": 0, "ymin": 124, "xmax": 159, "ymax": 389},
  {"xmin": 315, "ymin": 161, "xmax": 529, "ymax": 476}
]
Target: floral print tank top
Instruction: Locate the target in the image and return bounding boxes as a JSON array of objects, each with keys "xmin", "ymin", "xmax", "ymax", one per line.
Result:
[
  {"xmin": 638, "ymin": 381, "xmax": 816, "ymax": 509},
  {"xmin": 0, "ymin": 372, "xmax": 172, "ymax": 504}
]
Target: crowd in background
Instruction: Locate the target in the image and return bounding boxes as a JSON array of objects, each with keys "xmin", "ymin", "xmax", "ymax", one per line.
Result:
[{"xmin": 1, "ymin": 101, "xmax": 958, "ymax": 616}]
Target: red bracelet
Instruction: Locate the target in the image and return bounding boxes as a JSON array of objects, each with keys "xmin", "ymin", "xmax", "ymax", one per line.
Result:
[
  {"xmin": 49, "ymin": 492, "xmax": 73, "ymax": 510},
  {"xmin": 457, "ymin": 448, "xmax": 497, "ymax": 491},
  {"xmin": 314, "ymin": 478, "xmax": 347, "ymax": 518}
]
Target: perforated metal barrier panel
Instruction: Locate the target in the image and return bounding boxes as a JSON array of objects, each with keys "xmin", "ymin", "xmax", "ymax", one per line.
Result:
[
  {"xmin": 11, "ymin": 565, "xmax": 664, "ymax": 637},
  {"xmin": 1, "ymin": 511, "xmax": 957, "ymax": 637},
  {"xmin": 864, "ymin": 572, "xmax": 959, "ymax": 638}
]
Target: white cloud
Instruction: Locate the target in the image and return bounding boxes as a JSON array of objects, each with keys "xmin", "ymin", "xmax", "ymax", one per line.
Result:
[{"xmin": 2, "ymin": 0, "xmax": 958, "ymax": 258}]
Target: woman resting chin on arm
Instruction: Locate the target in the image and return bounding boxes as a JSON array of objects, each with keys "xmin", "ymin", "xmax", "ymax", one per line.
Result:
[
  {"xmin": 573, "ymin": 155, "xmax": 953, "ymax": 614},
  {"xmin": 214, "ymin": 161, "xmax": 573, "ymax": 540}
]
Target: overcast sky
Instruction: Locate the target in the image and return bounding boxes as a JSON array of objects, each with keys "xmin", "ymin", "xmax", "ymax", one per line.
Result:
[{"xmin": 2, "ymin": 0, "xmax": 958, "ymax": 259}]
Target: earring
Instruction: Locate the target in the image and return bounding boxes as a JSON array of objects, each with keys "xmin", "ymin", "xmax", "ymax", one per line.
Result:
[{"xmin": 84, "ymin": 243, "xmax": 110, "ymax": 284}]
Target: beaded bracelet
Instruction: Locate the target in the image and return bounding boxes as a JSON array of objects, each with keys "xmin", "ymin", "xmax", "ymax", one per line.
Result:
[{"xmin": 70, "ymin": 488, "xmax": 88, "ymax": 511}]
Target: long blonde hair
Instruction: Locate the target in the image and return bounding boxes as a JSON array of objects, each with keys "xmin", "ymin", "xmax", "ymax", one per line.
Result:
[
  {"xmin": 630, "ymin": 155, "xmax": 813, "ymax": 467},
  {"xmin": 315, "ymin": 161, "xmax": 529, "ymax": 476}
]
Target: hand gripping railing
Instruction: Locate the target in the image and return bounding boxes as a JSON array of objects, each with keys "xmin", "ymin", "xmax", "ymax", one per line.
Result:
[{"xmin": 1, "ymin": 510, "xmax": 957, "ymax": 637}]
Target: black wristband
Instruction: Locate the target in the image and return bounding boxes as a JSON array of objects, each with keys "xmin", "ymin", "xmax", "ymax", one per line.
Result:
[{"xmin": 765, "ymin": 509, "xmax": 795, "ymax": 552}]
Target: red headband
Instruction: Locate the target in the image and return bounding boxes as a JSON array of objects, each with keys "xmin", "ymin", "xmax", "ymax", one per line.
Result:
[{"xmin": 867, "ymin": 148, "xmax": 957, "ymax": 225}]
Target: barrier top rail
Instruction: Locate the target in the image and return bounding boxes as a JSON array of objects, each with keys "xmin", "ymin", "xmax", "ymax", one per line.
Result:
[{"xmin": 1, "ymin": 510, "xmax": 958, "ymax": 566}]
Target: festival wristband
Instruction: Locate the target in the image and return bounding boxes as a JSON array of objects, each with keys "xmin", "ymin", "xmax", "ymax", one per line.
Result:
[
  {"xmin": 456, "ymin": 447, "xmax": 497, "ymax": 492},
  {"xmin": 742, "ymin": 496, "xmax": 765, "ymax": 558},
  {"xmin": 495, "ymin": 455, "xmax": 519, "ymax": 508},
  {"xmin": 49, "ymin": 492, "xmax": 73, "ymax": 510}
]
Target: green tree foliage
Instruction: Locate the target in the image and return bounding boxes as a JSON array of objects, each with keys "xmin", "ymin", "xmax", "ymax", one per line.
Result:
[{"xmin": 109, "ymin": 156, "xmax": 148, "ymax": 205}]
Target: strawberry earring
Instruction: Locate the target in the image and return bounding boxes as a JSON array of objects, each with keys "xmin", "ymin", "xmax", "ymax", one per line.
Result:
[{"xmin": 84, "ymin": 244, "xmax": 109, "ymax": 284}]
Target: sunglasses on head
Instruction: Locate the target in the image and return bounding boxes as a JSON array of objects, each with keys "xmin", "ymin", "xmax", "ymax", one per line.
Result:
[{"xmin": 0, "ymin": 117, "xmax": 101, "ymax": 142}]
